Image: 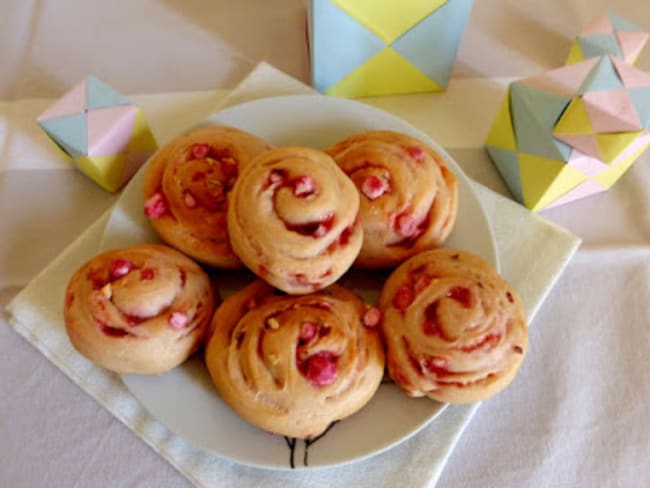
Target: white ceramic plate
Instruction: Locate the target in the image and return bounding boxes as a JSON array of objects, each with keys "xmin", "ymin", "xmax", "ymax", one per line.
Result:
[{"xmin": 100, "ymin": 95, "xmax": 498, "ymax": 470}]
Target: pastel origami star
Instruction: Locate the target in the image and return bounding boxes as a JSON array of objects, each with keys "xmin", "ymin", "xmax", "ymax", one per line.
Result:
[
  {"xmin": 566, "ymin": 11, "xmax": 649, "ymax": 65},
  {"xmin": 485, "ymin": 55, "xmax": 650, "ymax": 211},
  {"xmin": 37, "ymin": 75, "xmax": 157, "ymax": 192},
  {"xmin": 308, "ymin": 0, "xmax": 474, "ymax": 97}
]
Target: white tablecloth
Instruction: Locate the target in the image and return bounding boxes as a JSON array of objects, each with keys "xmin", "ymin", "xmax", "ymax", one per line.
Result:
[{"xmin": 1, "ymin": 1, "xmax": 649, "ymax": 487}]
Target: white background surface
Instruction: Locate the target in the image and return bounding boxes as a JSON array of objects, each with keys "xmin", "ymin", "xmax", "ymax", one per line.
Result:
[{"xmin": 1, "ymin": 1, "xmax": 649, "ymax": 487}]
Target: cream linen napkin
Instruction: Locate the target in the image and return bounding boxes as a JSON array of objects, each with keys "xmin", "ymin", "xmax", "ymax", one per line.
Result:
[{"xmin": 7, "ymin": 63, "xmax": 580, "ymax": 488}]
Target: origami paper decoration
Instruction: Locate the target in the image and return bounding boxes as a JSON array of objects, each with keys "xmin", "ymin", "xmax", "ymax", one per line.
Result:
[
  {"xmin": 485, "ymin": 55, "xmax": 650, "ymax": 211},
  {"xmin": 307, "ymin": 0, "xmax": 474, "ymax": 97},
  {"xmin": 566, "ymin": 11, "xmax": 649, "ymax": 65},
  {"xmin": 37, "ymin": 75, "xmax": 157, "ymax": 192}
]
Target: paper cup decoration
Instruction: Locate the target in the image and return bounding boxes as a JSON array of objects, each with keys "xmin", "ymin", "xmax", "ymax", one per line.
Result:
[
  {"xmin": 307, "ymin": 0, "xmax": 474, "ymax": 98},
  {"xmin": 37, "ymin": 75, "xmax": 157, "ymax": 192},
  {"xmin": 566, "ymin": 11, "xmax": 649, "ymax": 65},
  {"xmin": 486, "ymin": 14, "xmax": 650, "ymax": 211}
]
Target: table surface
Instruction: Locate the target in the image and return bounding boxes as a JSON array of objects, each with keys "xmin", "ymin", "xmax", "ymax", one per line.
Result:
[{"xmin": 1, "ymin": 1, "xmax": 649, "ymax": 487}]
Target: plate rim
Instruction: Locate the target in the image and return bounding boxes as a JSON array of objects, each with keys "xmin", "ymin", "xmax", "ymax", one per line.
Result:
[{"xmin": 110, "ymin": 93, "xmax": 499, "ymax": 470}]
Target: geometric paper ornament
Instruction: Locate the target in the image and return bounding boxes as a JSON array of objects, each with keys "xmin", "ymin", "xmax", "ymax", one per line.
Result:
[
  {"xmin": 486, "ymin": 54, "xmax": 650, "ymax": 211},
  {"xmin": 307, "ymin": 0, "xmax": 475, "ymax": 97},
  {"xmin": 37, "ymin": 75, "xmax": 157, "ymax": 192},
  {"xmin": 566, "ymin": 11, "xmax": 649, "ymax": 66}
]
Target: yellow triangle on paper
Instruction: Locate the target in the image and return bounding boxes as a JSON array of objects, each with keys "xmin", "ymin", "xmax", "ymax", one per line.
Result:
[
  {"xmin": 75, "ymin": 154, "xmax": 126, "ymax": 192},
  {"xmin": 519, "ymin": 153, "xmax": 587, "ymax": 211},
  {"xmin": 326, "ymin": 47, "xmax": 443, "ymax": 98},
  {"xmin": 485, "ymin": 89, "xmax": 517, "ymax": 151},
  {"xmin": 596, "ymin": 131, "xmax": 642, "ymax": 164},
  {"xmin": 127, "ymin": 108, "xmax": 158, "ymax": 152},
  {"xmin": 565, "ymin": 40, "xmax": 585, "ymax": 65},
  {"xmin": 593, "ymin": 138, "xmax": 650, "ymax": 187},
  {"xmin": 332, "ymin": 0, "xmax": 447, "ymax": 44},
  {"xmin": 553, "ymin": 97, "xmax": 594, "ymax": 136}
]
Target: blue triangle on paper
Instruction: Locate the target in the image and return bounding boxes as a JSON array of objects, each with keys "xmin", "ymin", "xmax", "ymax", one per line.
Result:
[
  {"xmin": 391, "ymin": 0, "xmax": 474, "ymax": 89},
  {"xmin": 310, "ymin": 0, "xmax": 385, "ymax": 93},
  {"xmin": 607, "ymin": 12, "xmax": 643, "ymax": 33},
  {"xmin": 39, "ymin": 113, "xmax": 88, "ymax": 158},
  {"xmin": 628, "ymin": 86, "xmax": 650, "ymax": 129},
  {"xmin": 578, "ymin": 34, "xmax": 622, "ymax": 60},
  {"xmin": 578, "ymin": 56, "xmax": 624, "ymax": 94},
  {"xmin": 510, "ymin": 83, "xmax": 572, "ymax": 161},
  {"xmin": 486, "ymin": 145, "xmax": 524, "ymax": 203},
  {"xmin": 86, "ymin": 75, "xmax": 132, "ymax": 110}
]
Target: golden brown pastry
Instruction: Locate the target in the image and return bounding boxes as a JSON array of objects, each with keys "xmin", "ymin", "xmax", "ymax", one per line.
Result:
[
  {"xmin": 378, "ymin": 249, "xmax": 527, "ymax": 403},
  {"xmin": 143, "ymin": 126, "xmax": 272, "ymax": 268},
  {"xmin": 227, "ymin": 146, "xmax": 363, "ymax": 294},
  {"xmin": 63, "ymin": 244, "xmax": 216, "ymax": 375},
  {"xmin": 205, "ymin": 280, "xmax": 385, "ymax": 439},
  {"xmin": 325, "ymin": 130, "xmax": 458, "ymax": 268}
]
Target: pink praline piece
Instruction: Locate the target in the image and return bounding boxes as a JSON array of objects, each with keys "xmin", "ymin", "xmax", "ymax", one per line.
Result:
[{"xmin": 304, "ymin": 351, "xmax": 338, "ymax": 386}]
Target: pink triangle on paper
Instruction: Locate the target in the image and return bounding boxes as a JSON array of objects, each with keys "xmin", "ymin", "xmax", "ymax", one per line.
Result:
[
  {"xmin": 567, "ymin": 149, "xmax": 609, "ymax": 176},
  {"xmin": 617, "ymin": 31, "xmax": 650, "ymax": 63},
  {"xmin": 555, "ymin": 134, "xmax": 602, "ymax": 160},
  {"xmin": 544, "ymin": 179, "xmax": 607, "ymax": 210},
  {"xmin": 37, "ymin": 79, "xmax": 87, "ymax": 122},
  {"xmin": 611, "ymin": 56, "xmax": 650, "ymax": 88},
  {"xmin": 86, "ymin": 105, "xmax": 137, "ymax": 157},
  {"xmin": 520, "ymin": 58, "xmax": 599, "ymax": 97},
  {"xmin": 580, "ymin": 13, "xmax": 613, "ymax": 36},
  {"xmin": 583, "ymin": 89, "xmax": 642, "ymax": 132}
]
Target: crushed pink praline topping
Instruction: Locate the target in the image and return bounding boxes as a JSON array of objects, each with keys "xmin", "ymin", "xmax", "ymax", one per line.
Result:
[
  {"xmin": 312, "ymin": 223, "xmax": 328, "ymax": 238},
  {"xmin": 140, "ymin": 268, "xmax": 155, "ymax": 280},
  {"xmin": 406, "ymin": 146, "xmax": 425, "ymax": 161},
  {"xmin": 423, "ymin": 355, "xmax": 449, "ymax": 376},
  {"xmin": 293, "ymin": 176, "xmax": 315, "ymax": 197},
  {"xmin": 144, "ymin": 192, "xmax": 167, "ymax": 219},
  {"xmin": 169, "ymin": 312, "xmax": 189, "ymax": 329},
  {"xmin": 221, "ymin": 160, "xmax": 238, "ymax": 179},
  {"xmin": 361, "ymin": 175, "xmax": 387, "ymax": 200},
  {"xmin": 447, "ymin": 286, "xmax": 472, "ymax": 307},
  {"xmin": 191, "ymin": 143, "xmax": 210, "ymax": 159},
  {"xmin": 304, "ymin": 351, "xmax": 338, "ymax": 386},
  {"xmin": 184, "ymin": 192, "xmax": 197, "ymax": 209},
  {"xmin": 395, "ymin": 214, "xmax": 420, "ymax": 238},
  {"xmin": 109, "ymin": 258, "xmax": 132, "ymax": 280},
  {"xmin": 268, "ymin": 169, "xmax": 287, "ymax": 186},
  {"xmin": 338, "ymin": 225, "xmax": 353, "ymax": 246},
  {"xmin": 392, "ymin": 284, "xmax": 414, "ymax": 310},
  {"xmin": 423, "ymin": 302, "xmax": 442, "ymax": 337},
  {"xmin": 414, "ymin": 274, "xmax": 432, "ymax": 294},
  {"xmin": 362, "ymin": 307, "xmax": 381, "ymax": 327},
  {"xmin": 299, "ymin": 321, "xmax": 318, "ymax": 342}
]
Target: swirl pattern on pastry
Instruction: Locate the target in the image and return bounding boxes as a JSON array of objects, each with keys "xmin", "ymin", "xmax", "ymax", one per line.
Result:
[
  {"xmin": 378, "ymin": 249, "xmax": 527, "ymax": 403},
  {"xmin": 227, "ymin": 147, "xmax": 363, "ymax": 294},
  {"xmin": 205, "ymin": 281, "xmax": 385, "ymax": 439},
  {"xmin": 143, "ymin": 126, "xmax": 272, "ymax": 268},
  {"xmin": 64, "ymin": 244, "xmax": 216, "ymax": 375},
  {"xmin": 325, "ymin": 130, "xmax": 458, "ymax": 268}
]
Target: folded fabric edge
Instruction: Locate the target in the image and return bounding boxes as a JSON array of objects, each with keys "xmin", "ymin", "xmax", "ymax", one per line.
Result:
[
  {"xmin": 217, "ymin": 61, "xmax": 316, "ymax": 108},
  {"xmin": 472, "ymin": 182, "xmax": 582, "ymax": 319},
  {"xmin": 5, "ymin": 312, "xmax": 208, "ymax": 488}
]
